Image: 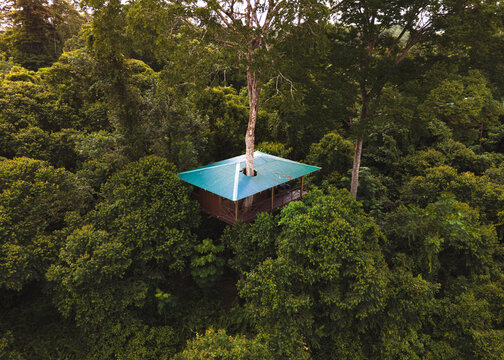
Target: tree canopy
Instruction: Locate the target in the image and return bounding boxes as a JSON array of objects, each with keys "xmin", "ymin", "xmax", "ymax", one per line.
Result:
[{"xmin": 1, "ymin": 0, "xmax": 504, "ymax": 358}]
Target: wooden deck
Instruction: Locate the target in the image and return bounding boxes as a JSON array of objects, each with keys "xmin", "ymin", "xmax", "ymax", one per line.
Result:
[{"xmin": 205, "ymin": 187, "xmax": 305, "ymax": 225}]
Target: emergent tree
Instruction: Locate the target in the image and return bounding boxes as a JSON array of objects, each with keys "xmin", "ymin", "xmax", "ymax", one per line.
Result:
[
  {"xmin": 330, "ymin": 0, "xmax": 473, "ymax": 198},
  {"xmin": 191, "ymin": 0, "xmax": 321, "ymax": 176}
]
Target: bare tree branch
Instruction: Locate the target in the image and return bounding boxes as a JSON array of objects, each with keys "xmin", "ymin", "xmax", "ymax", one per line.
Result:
[
  {"xmin": 214, "ymin": 7, "xmax": 236, "ymax": 30},
  {"xmin": 386, "ymin": 25, "xmax": 409, "ymax": 58},
  {"xmin": 278, "ymin": 70, "xmax": 296, "ymax": 98},
  {"xmin": 262, "ymin": 0, "xmax": 281, "ymax": 33},
  {"xmin": 329, "ymin": 0, "xmax": 345, "ymax": 12},
  {"xmin": 246, "ymin": 0, "xmax": 252, "ymax": 27},
  {"xmin": 394, "ymin": 21, "xmax": 431, "ymax": 64},
  {"xmin": 251, "ymin": 0, "xmax": 261, "ymax": 26}
]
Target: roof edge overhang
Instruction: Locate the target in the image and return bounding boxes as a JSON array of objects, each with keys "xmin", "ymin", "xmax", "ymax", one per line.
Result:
[{"xmin": 178, "ymin": 151, "xmax": 321, "ymax": 201}]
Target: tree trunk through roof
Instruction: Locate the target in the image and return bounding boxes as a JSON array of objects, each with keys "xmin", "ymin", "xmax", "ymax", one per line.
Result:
[
  {"xmin": 244, "ymin": 68, "xmax": 260, "ymax": 208},
  {"xmin": 245, "ymin": 69, "xmax": 260, "ymax": 177}
]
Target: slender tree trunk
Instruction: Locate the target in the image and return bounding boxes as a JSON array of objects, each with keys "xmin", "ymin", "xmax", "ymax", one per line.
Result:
[
  {"xmin": 350, "ymin": 138, "xmax": 363, "ymax": 199},
  {"xmin": 245, "ymin": 68, "xmax": 260, "ymax": 177},
  {"xmin": 350, "ymin": 93, "xmax": 369, "ymax": 199}
]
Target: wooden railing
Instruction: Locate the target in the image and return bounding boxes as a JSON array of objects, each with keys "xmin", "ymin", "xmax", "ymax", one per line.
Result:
[{"xmin": 219, "ymin": 186, "xmax": 304, "ymax": 224}]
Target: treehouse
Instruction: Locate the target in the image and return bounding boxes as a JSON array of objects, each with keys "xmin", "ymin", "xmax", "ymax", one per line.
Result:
[{"xmin": 178, "ymin": 151, "xmax": 321, "ymax": 224}]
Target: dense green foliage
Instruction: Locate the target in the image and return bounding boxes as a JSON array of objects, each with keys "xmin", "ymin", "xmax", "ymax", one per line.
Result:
[
  {"xmin": 1, "ymin": 0, "xmax": 504, "ymax": 359},
  {"xmin": 0, "ymin": 0, "xmax": 85, "ymax": 69}
]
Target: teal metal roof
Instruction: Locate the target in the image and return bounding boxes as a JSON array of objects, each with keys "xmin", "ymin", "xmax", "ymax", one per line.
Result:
[{"xmin": 178, "ymin": 151, "xmax": 321, "ymax": 201}]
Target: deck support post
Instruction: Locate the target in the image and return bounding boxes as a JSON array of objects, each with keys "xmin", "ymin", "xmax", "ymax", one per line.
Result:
[
  {"xmin": 218, "ymin": 196, "xmax": 222, "ymax": 216},
  {"xmin": 235, "ymin": 201, "xmax": 238, "ymax": 221},
  {"xmin": 301, "ymin": 176, "xmax": 304, "ymax": 198},
  {"xmin": 271, "ymin": 187, "xmax": 274, "ymax": 210}
]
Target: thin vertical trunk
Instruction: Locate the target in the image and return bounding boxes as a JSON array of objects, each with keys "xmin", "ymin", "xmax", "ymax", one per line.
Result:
[
  {"xmin": 350, "ymin": 138, "xmax": 363, "ymax": 199},
  {"xmin": 350, "ymin": 93, "xmax": 368, "ymax": 199},
  {"xmin": 245, "ymin": 68, "xmax": 260, "ymax": 177}
]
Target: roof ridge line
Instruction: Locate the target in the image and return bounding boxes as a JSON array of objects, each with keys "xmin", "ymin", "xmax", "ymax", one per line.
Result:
[{"xmin": 232, "ymin": 162, "xmax": 240, "ymax": 201}]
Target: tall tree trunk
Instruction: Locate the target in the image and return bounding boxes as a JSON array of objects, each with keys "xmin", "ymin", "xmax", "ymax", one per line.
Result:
[
  {"xmin": 243, "ymin": 68, "xmax": 260, "ymax": 209},
  {"xmin": 350, "ymin": 93, "xmax": 369, "ymax": 199},
  {"xmin": 245, "ymin": 68, "xmax": 260, "ymax": 177},
  {"xmin": 350, "ymin": 137, "xmax": 363, "ymax": 199}
]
